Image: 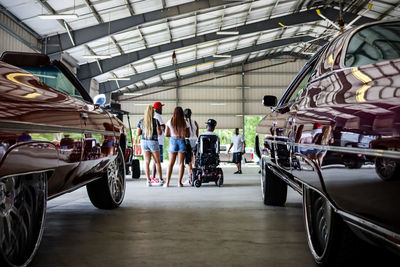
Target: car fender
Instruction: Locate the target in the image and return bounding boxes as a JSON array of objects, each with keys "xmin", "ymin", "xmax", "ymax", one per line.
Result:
[{"xmin": 0, "ymin": 141, "xmax": 59, "ymax": 177}]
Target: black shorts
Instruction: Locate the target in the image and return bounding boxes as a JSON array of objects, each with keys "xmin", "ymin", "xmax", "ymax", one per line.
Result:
[{"xmin": 232, "ymin": 152, "xmax": 242, "ymax": 164}]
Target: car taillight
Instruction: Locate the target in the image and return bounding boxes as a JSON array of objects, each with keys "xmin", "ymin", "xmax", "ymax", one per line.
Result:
[{"xmin": 251, "ymin": 153, "xmax": 254, "ymax": 159}]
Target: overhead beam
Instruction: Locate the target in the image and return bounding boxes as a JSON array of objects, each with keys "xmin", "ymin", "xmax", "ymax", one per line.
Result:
[
  {"xmin": 117, "ymin": 52, "xmax": 310, "ymax": 98},
  {"xmin": 43, "ymin": 0, "xmax": 245, "ymax": 55},
  {"xmin": 78, "ymin": 7, "xmax": 374, "ymax": 85},
  {"xmin": 99, "ymin": 35, "xmax": 323, "ymax": 93}
]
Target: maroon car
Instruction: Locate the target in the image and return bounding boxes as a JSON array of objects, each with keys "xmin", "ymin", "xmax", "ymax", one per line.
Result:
[
  {"xmin": 256, "ymin": 20, "xmax": 400, "ymax": 265},
  {"xmin": 0, "ymin": 52, "xmax": 127, "ymax": 266}
]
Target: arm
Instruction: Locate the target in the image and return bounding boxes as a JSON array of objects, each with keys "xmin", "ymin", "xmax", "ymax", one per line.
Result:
[
  {"xmin": 136, "ymin": 128, "xmax": 142, "ymax": 136},
  {"xmin": 185, "ymin": 127, "xmax": 190, "ymax": 138},
  {"xmin": 228, "ymin": 143, "xmax": 233, "ymax": 153},
  {"xmin": 165, "ymin": 125, "xmax": 171, "ymax": 137},
  {"xmin": 195, "ymin": 121, "xmax": 199, "ymax": 137}
]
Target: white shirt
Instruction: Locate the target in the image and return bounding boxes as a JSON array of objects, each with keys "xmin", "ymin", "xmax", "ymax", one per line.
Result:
[
  {"xmin": 231, "ymin": 134, "xmax": 244, "ymax": 153},
  {"xmin": 166, "ymin": 119, "xmax": 189, "ymax": 139},
  {"xmin": 185, "ymin": 118, "xmax": 198, "ymax": 140},
  {"xmin": 154, "ymin": 112, "xmax": 164, "ymax": 145}
]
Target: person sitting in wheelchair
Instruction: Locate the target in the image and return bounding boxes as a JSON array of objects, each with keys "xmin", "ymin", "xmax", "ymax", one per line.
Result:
[{"xmin": 192, "ymin": 119, "xmax": 224, "ymax": 187}]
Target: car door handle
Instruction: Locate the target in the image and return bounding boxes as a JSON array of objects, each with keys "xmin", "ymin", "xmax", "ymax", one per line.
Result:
[{"xmin": 80, "ymin": 112, "xmax": 89, "ymax": 119}]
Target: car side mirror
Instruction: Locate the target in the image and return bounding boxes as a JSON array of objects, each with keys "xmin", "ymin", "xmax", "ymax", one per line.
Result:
[
  {"xmin": 262, "ymin": 95, "xmax": 277, "ymax": 107},
  {"xmin": 93, "ymin": 94, "xmax": 106, "ymax": 107}
]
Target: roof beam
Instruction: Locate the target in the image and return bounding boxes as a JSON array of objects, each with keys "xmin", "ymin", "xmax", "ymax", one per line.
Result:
[
  {"xmin": 118, "ymin": 52, "xmax": 309, "ymax": 98},
  {"xmin": 99, "ymin": 35, "xmax": 322, "ymax": 93},
  {"xmin": 84, "ymin": 0, "xmax": 103, "ymax": 24},
  {"xmin": 44, "ymin": 0, "xmax": 244, "ymax": 55},
  {"xmin": 78, "ymin": 8, "xmax": 343, "ymax": 83},
  {"xmin": 78, "ymin": 7, "xmax": 374, "ymax": 86}
]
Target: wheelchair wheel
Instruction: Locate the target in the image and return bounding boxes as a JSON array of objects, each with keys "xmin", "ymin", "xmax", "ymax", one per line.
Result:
[
  {"xmin": 194, "ymin": 179, "xmax": 202, "ymax": 188},
  {"xmin": 216, "ymin": 169, "xmax": 223, "ymax": 187},
  {"xmin": 191, "ymin": 169, "xmax": 197, "ymax": 187}
]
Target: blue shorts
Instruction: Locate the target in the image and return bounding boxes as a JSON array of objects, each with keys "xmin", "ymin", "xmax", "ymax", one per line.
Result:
[
  {"xmin": 159, "ymin": 145, "xmax": 163, "ymax": 162},
  {"xmin": 141, "ymin": 139, "xmax": 160, "ymax": 152},
  {"xmin": 168, "ymin": 137, "xmax": 186, "ymax": 153}
]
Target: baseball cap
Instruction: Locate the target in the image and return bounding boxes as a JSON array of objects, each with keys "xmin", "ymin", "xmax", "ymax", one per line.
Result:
[
  {"xmin": 153, "ymin": 102, "xmax": 164, "ymax": 109},
  {"xmin": 314, "ymin": 122, "xmax": 322, "ymax": 128},
  {"xmin": 206, "ymin": 119, "xmax": 217, "ymax": 127}
]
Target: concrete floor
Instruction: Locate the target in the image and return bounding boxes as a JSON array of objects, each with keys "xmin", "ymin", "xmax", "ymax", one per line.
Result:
[
  {"xmin": 31, "ymin": 165, "xmax": 316, "ymax": 267},
  {"xmin": 30, "ymin": 164, "xmax": 397, "ymax": 267}
]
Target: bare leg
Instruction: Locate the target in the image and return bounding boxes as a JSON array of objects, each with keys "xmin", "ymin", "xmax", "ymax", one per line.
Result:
[
  {"xmin": 166, "ymin": 152, "xmax": 177, "ymax": 186},
  {"xmin": 177, "ymin": 152, "xmax": 185, "ymax": 186},
  {"xmin": 151, "ymin": 160, "xmax": 156, "ymax": 178},
  {"xmin": 143, "ymin": 150, "xmax": 152, "ymax": 181},
  {"xmin": 185, "ymin": 152, "xmax": 193, "ymax": 182},
  {"xmin": 151, "ymin": 150, "xmax": 163, "ymax": 181}
]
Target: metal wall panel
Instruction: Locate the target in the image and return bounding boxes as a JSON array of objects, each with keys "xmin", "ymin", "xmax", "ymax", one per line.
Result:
[
  {"xmin": 0, "ymin": 13, "xmax": 40, "ymax": 54},
  {"xmin": 121, "ymin": 58, "xmax": 308, "ymax": 129}
]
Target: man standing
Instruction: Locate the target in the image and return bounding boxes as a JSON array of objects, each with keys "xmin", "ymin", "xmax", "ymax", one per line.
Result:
[
  {"xmin": 151, "ymin": 102, "xmax": 165, "ymax": 182},
  {"xmin": 228, "ymin": 128, "xmax": 245, "ymax": 174}
]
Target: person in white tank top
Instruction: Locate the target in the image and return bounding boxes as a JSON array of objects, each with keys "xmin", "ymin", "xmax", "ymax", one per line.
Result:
[{"xmin": 184, "ymin": 109, "xmax": 199, "ymax": 184}]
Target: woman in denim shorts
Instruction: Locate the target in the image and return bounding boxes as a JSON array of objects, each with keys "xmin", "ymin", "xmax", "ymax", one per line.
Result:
[
  {"xmin": 165, "ymin": 107, "xmax": 189, "ymax": 187},
  {"xmin": 137, "ymin": 105, "xmax": 164, "ymax": 187}
]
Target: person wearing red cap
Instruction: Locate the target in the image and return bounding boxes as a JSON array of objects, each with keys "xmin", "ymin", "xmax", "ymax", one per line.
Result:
[{"xmin": 151, "ymin": 101, "xmax": 165, "ymax": 184}]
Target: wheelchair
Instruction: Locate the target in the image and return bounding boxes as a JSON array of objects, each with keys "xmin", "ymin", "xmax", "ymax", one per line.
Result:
[{"xmin": 191, "ymin": 134, "xmax": 223, "ymax": 187}]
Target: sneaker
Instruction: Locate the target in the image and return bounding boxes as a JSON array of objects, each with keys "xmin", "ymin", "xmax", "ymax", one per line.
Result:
[
  {"xmin": 159, "ymin": 179, "xmax": 165, "ymax": 186},
  {"xmin": 151, "ymin": 177, "xmax": 160, "ymax": 185},
  {"xmin": 234, "ymin": 170, "xmax": 240, "ymax": 174},
  {"xmin": 146, "ymin": 180, "xmax": 152, "ymax": 187}
]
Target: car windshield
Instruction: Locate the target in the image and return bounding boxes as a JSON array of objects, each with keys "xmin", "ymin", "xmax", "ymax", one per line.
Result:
[
  {"xmin": 22, "ymin": 65, "xmax": 83, "ymax": 100},
  {"xmin": 345, "ymin": 21, "xmax": 400, "ymax": 67}
]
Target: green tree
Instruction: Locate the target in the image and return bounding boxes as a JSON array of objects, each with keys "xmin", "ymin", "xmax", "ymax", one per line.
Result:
[{"xmin": 244, "ymin": 116, "xmax": 263, "ymax": 149}]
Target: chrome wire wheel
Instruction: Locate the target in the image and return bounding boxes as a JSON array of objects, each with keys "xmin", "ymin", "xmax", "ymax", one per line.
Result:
[
  {"xmin": 376, "ymin": 158, "xmax": 398, "ymax": 181},
  {"xmin": 0, "ymin": 173, "xmax": 46, "ymax": 267},
  {"xmin": 303, "ymin": 187, "xmax": 332, "ymax": 264},
  {"xmin": 107, "ymin": 152, "xmax": 124, "ymax": 204},
  {"xmin": 87, "ymin": 146, "xmax": 126, "ymax": 209}
]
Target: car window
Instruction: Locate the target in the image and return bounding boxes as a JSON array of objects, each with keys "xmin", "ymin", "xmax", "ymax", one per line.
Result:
[
  {"xmin": 283, "ymin": 68, "xmax": 313, "ymax": 105},
  {"xmin": 22, "ymin": 65, "xmax": 84, "ymax": 100},
  {"xmin": 345, "ymin": 21, "xmax": 400, "ymax": 67}
]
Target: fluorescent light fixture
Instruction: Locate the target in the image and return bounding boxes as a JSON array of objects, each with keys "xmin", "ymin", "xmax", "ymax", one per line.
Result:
[
  {"xmin": 235, "ymin": 86, "xmax": 250, "ymax": 89},
  {"xmin": 83, "ymin": 54, "xmax": 112, "ymax": 59},
  {"xmin": 210, "ymin": 103, "xmax": 226, "ymax": 106},
  {"xmin": 107, "ymin": 77, "xmax": 130, "ymax": 81},
  {"xmin": 35, "ymin": 74, "xmax": 57, "ymax": 79},
  {"xmin": 213, "ymin": 54, "xmax": 231, "ymax": 58},
  {"xmin": 124, "ymin": 93, "xmax": 143, "ymax": 96},
  {"xmin": 38, "ymin": 14, "xmax": 79, "ymax": 20},
  {"xmin": 236, "ymin": 114, "xmax": 244, "ymax": 117},
  {"xmin": 216, "ymin": 31, "xmax": 239, "ymax": 35}
]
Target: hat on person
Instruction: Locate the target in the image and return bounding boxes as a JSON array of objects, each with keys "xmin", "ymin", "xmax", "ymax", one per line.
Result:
[
  {"xmin": 314, "ymin": 122, "xmax": 322, "ymax": 128},
  {"xmin": 153, "ymin": 102, "xmax": 164, "ymax": 109},
  {"xmin": 206, "ymin": 119, "xmax": 217, "ymax": 127}
]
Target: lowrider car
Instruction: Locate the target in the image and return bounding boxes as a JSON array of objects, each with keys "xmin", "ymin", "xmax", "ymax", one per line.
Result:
[
  {"xmin": 255, "ymin": 20, "xmax": 400, "ymax": 265},
  {"xmin": 0, "ymin": 52, "xmax": 127, "ymax": 266}
]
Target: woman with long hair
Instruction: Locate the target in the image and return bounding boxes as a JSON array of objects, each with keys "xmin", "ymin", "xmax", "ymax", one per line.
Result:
[
  {"xmin": 184, "ymin": 108, "xmax": 199, "ymax": 184},
  {"xmin": 137, "ymin": 105, "xmax": 163, "ymax": 187},
  {"xmin": 165, "ymin": 106, "xmax": 190, "ymax": 187}
]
